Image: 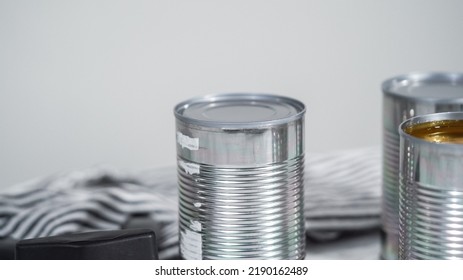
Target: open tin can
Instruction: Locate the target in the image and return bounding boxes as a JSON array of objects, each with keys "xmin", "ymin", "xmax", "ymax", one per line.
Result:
[
  {"xmin": 399, "ymin": 112, "xmax": 463, "ymax": 259},
  {"xmin": 174, "ymin": 93, "xmax": 306, "ymax": 259},
  {"xmin": 382, "ymin": 72, "xmax": 463, "ymax": 259}
]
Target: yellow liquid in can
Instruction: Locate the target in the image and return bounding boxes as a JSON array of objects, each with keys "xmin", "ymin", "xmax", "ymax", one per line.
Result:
[{"xmin": 405, "ymin": 120, "xmax": 463, "ymax": 144}]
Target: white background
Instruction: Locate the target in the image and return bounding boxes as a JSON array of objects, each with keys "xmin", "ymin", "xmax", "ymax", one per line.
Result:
[
  {"xmin": 0, "ymin": 260, "xmax": 456, "ymax": 280},
  {"xmin": 1, "ymin": 0, "xmax": 462, "ymax": 188}
]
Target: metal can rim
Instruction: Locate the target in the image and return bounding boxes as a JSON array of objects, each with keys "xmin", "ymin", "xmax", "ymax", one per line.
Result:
[
  {"xmin": 174, "ymin": 93, "xmax": 306, "ymax": 129},
  {"xmin": 382, "ymin": 71, "xmax": 463, "ymax": 103},
  {"xmin": 398, "ymin": 111, "xmax": 463, "ymax": 148}
]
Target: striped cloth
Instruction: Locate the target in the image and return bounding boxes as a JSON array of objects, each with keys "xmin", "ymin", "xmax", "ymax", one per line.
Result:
[{"xmin": 0, "ymin": 147, "xmax": 380, "ymax": 259}]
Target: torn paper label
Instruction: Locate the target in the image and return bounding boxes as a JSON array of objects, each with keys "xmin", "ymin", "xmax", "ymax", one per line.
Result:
[
  {"xmin": 180, "ymin": 229, "xmax": 202, "ymax": 260},
  {"xmin": 190, "ymin": 220, "xmax": 202, "ymax": 232},
  {"xmin": 177, "ymin": 132, "xmax": 199, "ymax": 150},
  {"xmin": 179, "ymin": 160, "xmax": 200, "ymax": 175}
]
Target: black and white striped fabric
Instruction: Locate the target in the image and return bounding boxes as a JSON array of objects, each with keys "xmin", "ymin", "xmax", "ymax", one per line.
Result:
[{"xmin": 0, "ymin": 147, "xmax": 380, "ymax": 259}]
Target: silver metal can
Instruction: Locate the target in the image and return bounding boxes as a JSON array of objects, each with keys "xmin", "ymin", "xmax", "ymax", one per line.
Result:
[
  {"xmin": 174, "ymin": 93, "xmax": 305, "ymax": 260},
  {"xmin": 399, "ymin": 112, "xmax": 463, "ymax": 259},
  {"xmin": 381, "ymin": 72, "xmax": 463, "ymax": 259}
]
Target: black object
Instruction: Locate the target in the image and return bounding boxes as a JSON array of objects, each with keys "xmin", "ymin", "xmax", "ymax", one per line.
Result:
[
  {"xmin": 15, "ymin": 228, "xmax": 158, "ymax": 260},
  {"xmin": 0, "ymin": 238, "xmax": 16, "ymax": 260}
]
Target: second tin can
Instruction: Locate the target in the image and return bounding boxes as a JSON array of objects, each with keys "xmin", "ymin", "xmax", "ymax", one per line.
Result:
[
  {"xmin": 174, "ymin": 93, "xmax": 305, "ymax": 260},
  {"xmin": 399, "ymin": 112, "xmax": 463, "ymax": 259},
  {"xmin": 381, "ymin": 72, "xmax": 463, "ymax": 259}
]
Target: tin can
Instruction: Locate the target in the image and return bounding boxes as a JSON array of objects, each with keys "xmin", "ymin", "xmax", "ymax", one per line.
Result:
[
  {"xmin": 381, "ymin": 72, "xmax": 463, "ymax": 259},
  {"xmin": 174, "ymin": 93, "xmax": 306, "ymax": 260},
  {"xmin": 399, "ymin": 112, "xmax": 463, "ymax": 259}
]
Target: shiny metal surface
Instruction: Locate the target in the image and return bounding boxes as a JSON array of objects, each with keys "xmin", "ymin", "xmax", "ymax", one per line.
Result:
[
  {"xmin": 398, "ymin": 112, "xmax": 463, "ymax": 259},
  {"xmin": 381, "ymin": 72, "xmax": 463, "ymax": 259},
  {"xmin": 174, "ymin": 93, "xmax": 305, "ymax": 259},
  {"xmin": 175, "ymin": 93, "xmax": 305, "ymax": 129}
]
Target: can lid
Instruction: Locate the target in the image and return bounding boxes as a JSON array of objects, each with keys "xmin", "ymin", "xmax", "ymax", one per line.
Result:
[
  {"xmin": 174, "ymin": 93, "xmax": 305, "ymax": 128},
  {"xmin": 382, "ymin": 72, "xmax": 463, "ymax": 103}
]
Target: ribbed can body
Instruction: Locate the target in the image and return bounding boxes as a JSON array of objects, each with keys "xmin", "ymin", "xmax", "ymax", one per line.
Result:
[
  {"xmin": 381, "ymin": 72, "xmax": 463, "ymax": 259},
  {"xmin": 174, "ymin": 93, "xmax": 305, "ymax": 260},
  {"xmin": 399, "ymin": 112, "xmax": 463, "ymax": 259}
]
